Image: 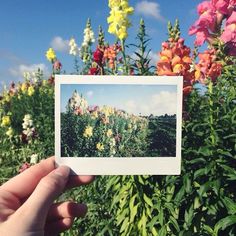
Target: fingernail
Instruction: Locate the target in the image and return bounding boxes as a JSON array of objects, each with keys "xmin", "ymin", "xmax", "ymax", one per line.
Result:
[{"xmin": 54, "ymin": 165, "xmax": 70, "ymax": 178}]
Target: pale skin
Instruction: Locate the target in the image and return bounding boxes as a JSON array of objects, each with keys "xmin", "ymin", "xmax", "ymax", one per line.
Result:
[{"xmin": 0, "ymin": 157, "xmax": 94, "ymax": 235}]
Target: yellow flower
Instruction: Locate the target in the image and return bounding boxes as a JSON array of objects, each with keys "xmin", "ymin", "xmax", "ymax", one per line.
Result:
[
  {"xmin": 46, "ymin": 48, "xmax": 56, "ymax": 62},
  {"xmin": 91, "ymin": 111, "xmax": 98, "ymax": 119},
  {"xmin": 6, "ymin": 127, "xmax": 13, "ymax": 137},
  {"xmin": 28, "ymin": 86, "xmax": 35, "ymax": 96},
  {"xmin": 107, "ymin": 0, "xmax": 134, "ymax": 40},
  {"xmin": 83, "ymin": 125, "xmax": 93, "ymax": 138},
  {"xmin": 96, "ymin": 142, "xmax": 104, "ymax": 151},
  {"xmin": 101, "ymin": 106, "xmax": 114, "ymax": 117},
  {"xmin": 1, "ymin": 116, "xmax": 10, "ymax": 127},
  {"xmin": 5, "ymin": 95, "xmax": 10, "ymax": 102},
  {"xmin": 21, "ymin": 83, "xmax": 28, "ymax": 93},
  {"xmin": 106, "ymin": 129, "xmax": 113, "ymax": 137}
]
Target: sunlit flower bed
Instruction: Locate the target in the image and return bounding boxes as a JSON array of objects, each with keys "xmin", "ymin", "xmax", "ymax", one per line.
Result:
[{"xmin": 61, "ymin": 91, "xmax": 149, "ymax": 157}]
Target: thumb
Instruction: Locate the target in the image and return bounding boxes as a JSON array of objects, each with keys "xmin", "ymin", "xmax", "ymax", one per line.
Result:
[{"xmin": 16, "ymin": 166, "xmax": 70, "ymax": 229}]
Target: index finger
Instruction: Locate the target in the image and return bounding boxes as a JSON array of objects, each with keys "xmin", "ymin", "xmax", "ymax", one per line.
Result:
[{"xmin": 0, "ymin": 157, "xmax": 94, "ymax": 199}]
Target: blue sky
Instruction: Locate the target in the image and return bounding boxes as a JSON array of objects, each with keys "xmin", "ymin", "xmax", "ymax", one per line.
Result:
[
  {"xmin": 0, "ymin": 0, "xmax": 201, "ymax": 89},
  {"xmin": 61, "ymin": 84, "xmax": 177, "ymax": 116}
]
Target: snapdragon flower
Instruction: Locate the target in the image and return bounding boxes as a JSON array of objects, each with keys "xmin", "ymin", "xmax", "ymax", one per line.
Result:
[
  {"xmin": 107, "ymin": 0, "xmax": 134, "ymax": 40},
  {"xmin": 69, "ymin": 37, "xmax": 80, "ymax": 56},
  {"xmin": 30, "ymin": 154, "xmax": 39, "ymax": 164},
  {"xmin": 45, "ymin": 48, "xmax": 56, "ymax": 62},
  {"xmin": 22, "ymin": 114, "xmax": 35, "ymax": 139},
  {"xmin": 82, "ymin": 19, "xmax": 95, "ymax": 47},
  {"xmin": 69, "ymin": 91, "xmax": 88, "ymax": 115}
]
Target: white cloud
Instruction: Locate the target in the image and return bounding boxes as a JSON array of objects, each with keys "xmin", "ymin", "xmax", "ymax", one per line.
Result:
[
  {"xmin": 150, "ymin": 91, "xmax": 177, "ymax": 115},
  {"xmin": 124, "ymin": 100, "xmax": 137, "ymax": 114},
  {"xmin": 50, "ymin": 36, "xmax": 70, "ymax": 53},
  {"xmin": 86, "ymin": 90, "xmax": 94, "ymax": 98},
  {"xmin": 148, "ymin": 51, "xmax": 159, "ymax": 66},
  {"xmin": 135, "ymin": 1, "xmax": 165, "ymax": 21},
  {"xmin": 9, "ymin": 63, "xmax": 49, "ymax": 78},
  {"xmin": 122, "ymin": 91, "xmax": 177, "ymax": 116}
]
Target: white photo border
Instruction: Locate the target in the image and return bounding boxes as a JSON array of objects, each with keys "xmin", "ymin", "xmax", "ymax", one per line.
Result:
[{"xmin": 55, "ymin": 75, "xmax": 183, "ymax": 175}]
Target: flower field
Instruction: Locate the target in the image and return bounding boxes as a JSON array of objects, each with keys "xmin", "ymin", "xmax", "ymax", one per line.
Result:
[
  {"xmin": 0, "ymin": 0, "xmax": 236, "ymax": 235},
  {"xmin": 61, "ymin": 91, "xmax": 176, "ymax": 158}
]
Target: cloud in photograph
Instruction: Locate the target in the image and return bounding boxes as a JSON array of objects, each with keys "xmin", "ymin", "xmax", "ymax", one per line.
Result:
[
  {"xmin": 86, "ymin": 90, "xmax": 94, "ymax": 98},
  {"xmin": 50, "ymin": 36, "xmax": 70, "ymax": 53},
  {"xmin": 124, "ymin": 100, "xmax": 137, "ymax": 112},
  {"xmin": 123, "ymin": 91, "xmax": 177, "ymax": 116},
  {"xmin": 9, "ymin": 63, "xmax": 49, "ymax": 78},
  {"xmin": 135, "ymin": 1, "xmax": 165, "ymax": 21},
  {"xmin": 149, "ymin": 91, "xmax": 177, "ymax": 115}
]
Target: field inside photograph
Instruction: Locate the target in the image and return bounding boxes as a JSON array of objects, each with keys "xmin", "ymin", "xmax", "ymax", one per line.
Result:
[{"xmin": 55, "ymin": 76, "xmax": 183, "ymax": 175}]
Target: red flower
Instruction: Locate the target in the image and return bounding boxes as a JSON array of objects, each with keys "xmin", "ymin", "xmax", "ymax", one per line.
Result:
[
  {"xmin": 53, "ymin": 60, "xmax": 62, "ymax": 70},
  {"xmin": 19, "ymin": 162, "xmax": 31, "ymax": 173},
  {"xmin": 93, "ymin": 48, "xmax": 104, "ymax": 65},
  {"xmin": 89, "ymin": 67, "xmax": 99, "ymax": 75}
]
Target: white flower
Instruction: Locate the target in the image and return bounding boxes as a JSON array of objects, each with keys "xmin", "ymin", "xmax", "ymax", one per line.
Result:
[
  {"xmin": 69, "ymin": 91, "xmax": 88, "ymax": 113},
  {"xmin": 82, "ymin": 24, "xmax": 95, "ymax": 47},
  {"xmin": 23, "ymin": 72, "xmax": 31, "ymax": 80},
  {"xmin": 30, "ymin": 154, "xmax": 38, "ymax": 164},
  {"xmin": 110, "ymin": 138, "xmax": 116, "ymax": 147},
  {"xmin": 22, "ymin": 114, "xmax": 35, "ymax": 139},
  {"xmin": 69, "ymin": 38, "xmax": 80, "ymax": 56}
]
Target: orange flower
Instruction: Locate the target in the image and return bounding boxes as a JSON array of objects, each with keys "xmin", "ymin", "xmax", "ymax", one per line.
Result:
[
  {"xmin": 195, "ymin": 49, "xmax": 222, "ymax": 83},
  {"xmin": 157, "ymin": 37, "xmax": 195, "ymax": 96}
]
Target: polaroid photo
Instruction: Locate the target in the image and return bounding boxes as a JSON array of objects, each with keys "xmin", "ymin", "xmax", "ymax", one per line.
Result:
[{"xmin": 55, "ymin": 75, "xmax": 183, "ymax": 175}]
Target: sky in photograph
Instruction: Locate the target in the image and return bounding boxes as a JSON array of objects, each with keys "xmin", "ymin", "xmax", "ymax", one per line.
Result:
[
  {"xmin": 0, "ymin": 0, "xmax": 202, "ymax": 89},
  {"xmin": 61, "ymin": 84, "xmax": 177, "ymax": 116}
]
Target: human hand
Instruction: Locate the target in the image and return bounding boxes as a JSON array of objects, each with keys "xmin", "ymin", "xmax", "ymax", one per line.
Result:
[{"xmin": 0, "ymin": 157, "xmax": 94, "ymax": 235}]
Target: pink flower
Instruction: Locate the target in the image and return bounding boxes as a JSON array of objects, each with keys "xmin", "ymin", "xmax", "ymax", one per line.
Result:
[
  {"xmin": 197, "ymin": 1, "xmax": 214, "ymax": 15},
  {"xmin": 53, "ymin": 60, "xmax": 62, "ymax": 70},
  {"xmin": 221, "ymin": 11, "xmax": 236, "ymax": 43},
  {"xmin": 212, "ymin": 0, "xmax": 229, "ymax": 14},
  {"xmin": 189, "ymin": 26, "xmax": 211, "ymax": 46},
  {"xmin": 19, "ymin": 162, "xmax": 31, "ymax": 173}
]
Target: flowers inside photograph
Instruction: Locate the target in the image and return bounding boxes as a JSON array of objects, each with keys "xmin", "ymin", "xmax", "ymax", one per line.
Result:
[
  {"xmin": 60, "ymin": 84, "xmax": 177, "ymax": 157},
  {"xmin": 0, "ymin": 0, "xmax": 236, "ymax": 235}
]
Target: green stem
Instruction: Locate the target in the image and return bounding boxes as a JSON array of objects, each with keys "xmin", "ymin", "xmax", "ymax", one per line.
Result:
[
  {"xmin": 121, "ymin": 40, "xmax": 128, "ymax": 75},
  {"xmin": 208, "ymin": 80, "xmax": 215, "ymax": 146}
]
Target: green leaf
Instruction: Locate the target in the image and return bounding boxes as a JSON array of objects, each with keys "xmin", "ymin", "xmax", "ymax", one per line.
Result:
[
  {"xmin": 184, "ymin": 204, "xmax": 194, "ymax": 227},
  {"xmin": 203, "ymin": 224, "xmax": 214, "ymax": 234},
  {"xmin": 120, "ymin": 217, "xmax": 129, "ymax": 233},
  {"xmin": 151, "ymin": 227, "xmax": 158, "ymax": 236},
  {"xmin": 183, "ymin": 174, "xmax": 192, "ymax": 193},
  {"xmin": 198, "ymin": 146, "xmax": 212, "ymax": 156},
  {"xmin": 194, "ymin": 168, "xmax": 206, "ymax": 180},
  {"xmin": 147, "ymin": 215, "xmax": 159, "ymax": 229},
  {"xmin": 169, "ymin": 216, "xmax": 180, "ymax": 232},
  {"xmin": 214, "ymin": 215, "xmax": 236, "ymax": 234},
  {"xmin": 175, "ymin": 186, "xmax": 185, "ymax": 203},
  {"xmin": 222, "ymin": 197, "xmax": 236, "ymax": 215},
  {"xmin": 130, "ymin": 204, "xmax": 139, "ymax": 223},
  {"xmin": 159, "ymin": 208, "xmax": 164, "ymax": 226},
  {"xmin": 143, "ymin": 193, "xmax": 153, "ymax": 207}
]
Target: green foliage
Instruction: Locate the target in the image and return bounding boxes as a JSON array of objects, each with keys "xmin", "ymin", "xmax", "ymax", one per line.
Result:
[
  {"xmin": 0, "ymin": 78, "xmax": 54, "ymax": 184},
  {"xmin": 167, "ymin": 19, "xmax": 181, "ymax": 41},
  {"xmin": 130, "ymin": 19, "xmax": 154, "ymax": 75}
]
